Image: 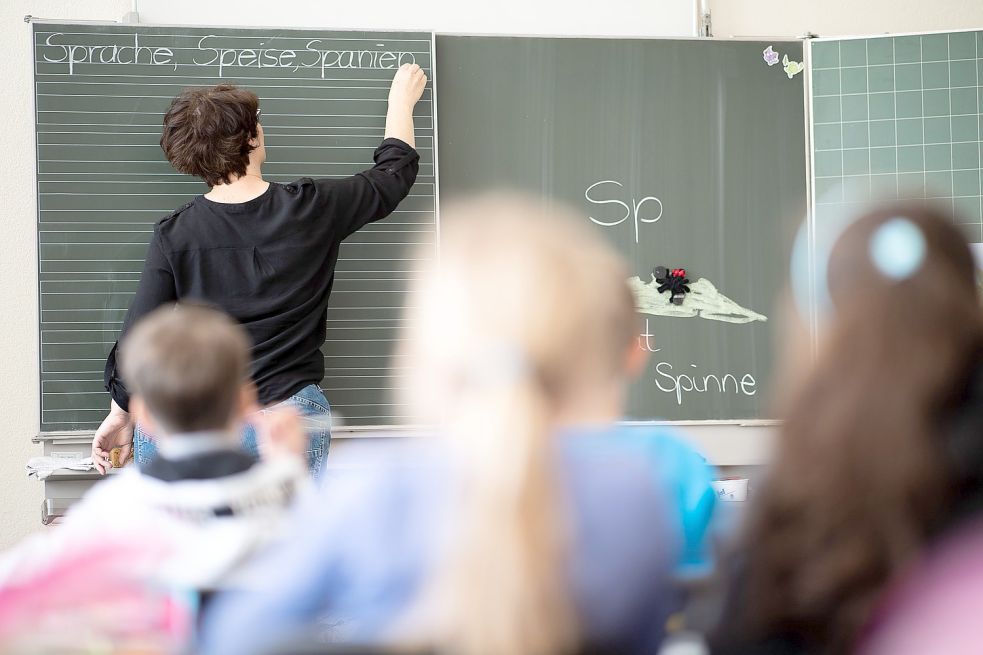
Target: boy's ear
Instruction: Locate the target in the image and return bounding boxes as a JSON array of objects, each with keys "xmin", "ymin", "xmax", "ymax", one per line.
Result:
[
  {"xmin": 624, "ymin": 340, "xmax": 650, "ymax": 381},
  {"xmin": 129, "ymin": 396, "xmax": 158, "ymax": 436}
]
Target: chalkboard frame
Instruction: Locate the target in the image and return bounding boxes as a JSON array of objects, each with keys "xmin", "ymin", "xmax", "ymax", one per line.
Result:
[
  {"xmin": 434, "ymin": 32, "xmax": 814, "ymax": 423},
  {"xmin": 30, "ymin": 18, "xmax": 440, "ymax": 432}
]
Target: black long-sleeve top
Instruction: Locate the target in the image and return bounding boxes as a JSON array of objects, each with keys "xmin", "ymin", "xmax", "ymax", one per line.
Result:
[{"xmin": 105, "ymin": 138, "xmax": 420, "ymax": 411}]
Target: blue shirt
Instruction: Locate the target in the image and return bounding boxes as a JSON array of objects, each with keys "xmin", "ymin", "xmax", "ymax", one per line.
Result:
[{"xmin": 200, "ymin": 426, "xmax": 716, "ymax": 655}]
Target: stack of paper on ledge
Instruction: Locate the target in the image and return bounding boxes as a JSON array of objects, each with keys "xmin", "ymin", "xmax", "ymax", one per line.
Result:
[{"xmin": 27, "ymin": 456, "xmax": 95, "ymax": 481}]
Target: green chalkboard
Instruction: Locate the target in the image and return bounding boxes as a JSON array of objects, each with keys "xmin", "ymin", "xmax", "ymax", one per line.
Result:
[
  {"xmin": 35, "ymin": 24, "xmax": 808, "ymax": 430},
  {"xmin": 34, "ymin": 22, "xmax": 436, "ymax": 431},
  {"xmin": 810, "ymin": 32, "xmax": 983, "ymax": 243},
  {"xmin": 436, "ymin": 36, "xmax": 808, "ymax": 420}
]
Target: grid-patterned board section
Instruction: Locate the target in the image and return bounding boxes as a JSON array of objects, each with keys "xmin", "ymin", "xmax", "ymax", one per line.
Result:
[
  {"xmin": 811, "ymin": 31, "xmax": 983, "ymax": 242},
  {"xmin": 34, "ymin": 23, "xmax": 436, "ymax": 431}
]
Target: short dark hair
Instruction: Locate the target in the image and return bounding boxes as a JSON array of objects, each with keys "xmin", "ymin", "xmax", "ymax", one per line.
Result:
[
  {"xmin": 120, "ymin": 303, "xmax": 250, "ymax": 433},
  {"xmin": 160, "ymin": 84, "xmax": 259, "ymax": 187}
]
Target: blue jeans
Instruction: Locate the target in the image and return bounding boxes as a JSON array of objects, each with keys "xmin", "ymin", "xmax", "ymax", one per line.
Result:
[{"xmin": 133, "ymin": 384, "xmax": 331, "ymax": 478}]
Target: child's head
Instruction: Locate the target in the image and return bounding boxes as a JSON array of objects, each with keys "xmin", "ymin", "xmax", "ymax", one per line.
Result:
[
  {"xmin": 404, "ymin": 193, "xmax": 640, "ymax": 427},
  {"xmin": 737, "ymin": 203, "xmax": 983, "ymax": 652},
  {"xmin": 120, "ymin": 303, "xmax": 255, "ymax": 436},
  {"xmin": 400, "ymin": 194, "xmax": 640, "ymax": 655},
  {"xmin": 825, "ymin": 203, "xmax": 976, "ymax": 320}
]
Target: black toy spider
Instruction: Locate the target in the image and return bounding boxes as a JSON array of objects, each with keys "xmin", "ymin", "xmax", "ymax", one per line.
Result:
[{"xmin": 653, "ymin": 266, "xmax": 691, "ymax": 306}]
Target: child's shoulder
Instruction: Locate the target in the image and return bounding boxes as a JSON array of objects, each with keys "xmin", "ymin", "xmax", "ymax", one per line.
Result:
[
  {"xmin": 70, "ymin": 467, "xmax": 146, "ymax": 514},
  {"xmin": 564, "ymin": 423, "xmax": 706, "ymax": 465},
  {"xmin": 140, "ymin": 455, "xmax": 309, "ymax": 518},
  {"xmin": 74, "ymin": 456, "xmax": 308, "ymax": 522}
]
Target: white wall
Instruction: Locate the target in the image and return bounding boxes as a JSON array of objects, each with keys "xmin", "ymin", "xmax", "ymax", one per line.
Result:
[
  {"xmin": 0, "ymin": 0, "xmax": 131, "ymax": 548},
  {"xmin": 713, "ymin": 0, "xmax": 983, "ymax": 38},
  {"xmin": 132, "ymin": 0, "xmax": 983, "ymax": 40},
  {"xmin": 134, "ymin": 0, "xmax": 697, "ymax": 37}
]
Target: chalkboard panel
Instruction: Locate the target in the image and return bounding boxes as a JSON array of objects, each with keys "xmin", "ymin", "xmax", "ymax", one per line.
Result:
[
  {"xmin": 436, "ymin": 36, "xmax": 808, "ymax": 420},
  {"xmin": 35, "ymin": 25, "xmax": 807, "ymax": 429},
  {"xmin": 34, "ymin": 23, "xmax": 436, "ymax": 431},
  {"xmin": 810, "ymin": 32, "xmax": 983, "ymax": 243}
]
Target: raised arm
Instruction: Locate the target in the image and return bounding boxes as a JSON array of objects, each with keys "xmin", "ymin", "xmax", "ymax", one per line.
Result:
[
  {"xmin": 384, "ymin": 63, "xmax": 427, "ymax": 148},
  {"xmin": 315, "ymin": 64, "xmax": 428, "ymax": 238}
]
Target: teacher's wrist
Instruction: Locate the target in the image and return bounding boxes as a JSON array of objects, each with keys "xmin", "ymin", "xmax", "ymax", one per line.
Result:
[{"xmin": 109, "ymin": 399, "xmax": 129, "ymax": 416}]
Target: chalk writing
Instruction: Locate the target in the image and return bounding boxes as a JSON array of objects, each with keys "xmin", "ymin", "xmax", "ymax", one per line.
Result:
[
  {"xmin": 195, "ymin": 36, "xmax": 417, "ymax": 77},
  {"xmin": 40, "ymin": 32, "xmax": 417, "ymax": 78},
  {"xmin": 585, "ymin": 180, "xmax": 663, "ymax": 243},
  {"xmin": 42, "ymin": 32, "xmax": 175, "ymax": 74},
  {"xmin": 654, "ymin": 361, "xmax": 757, "ymax": 405},
  {"xmin": 636, "ymin": 319, "xmax": 662, "ymax": 353}
]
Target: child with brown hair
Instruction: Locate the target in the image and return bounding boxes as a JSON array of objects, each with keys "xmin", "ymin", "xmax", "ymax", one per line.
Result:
[{"xmin": 1, "ymin": 304, "xmax": 310, "ymax": 603}]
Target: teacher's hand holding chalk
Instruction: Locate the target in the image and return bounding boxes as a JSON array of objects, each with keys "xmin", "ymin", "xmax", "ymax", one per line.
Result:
[
  {"xmin": 385, "ymin": 63, "xmax": 428, "ymax": 148},
  {"xmin": 92, "ymin": 400, "xmax": 132, "ymax": 474}
]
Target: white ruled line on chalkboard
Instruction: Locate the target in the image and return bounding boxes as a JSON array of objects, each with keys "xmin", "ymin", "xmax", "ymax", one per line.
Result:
[
  {"xmin": 39, "ymin": 138, "xmax": 434, "ymax": 144},
  {"xmin": 42, "ymin": 337, "xmax": 408, "ymax": 345},
  {"xmin": 40, "ymin": 160, "xmax": 435, "ymax": 165},
  {"xmin": 39, "ymin": 94, "xmax": 410, "ymax": 102},
  {"xmin": 37, "ymin": 123, "xmax": 432, "ymax": 130},
  {"xmin": 38, "ymin": 319, "xmax": 409, "ymax": 328},
  {"xmin": 36, "ymin": 81, "xmax": 423, "ymax": 89},
  {"xmin": 38, "ymin": 129, "xmax": 433, "ymax": 135},
  {"xmin": 37, "ymin": 110, "xmax": 404, "ymax": 116},
  {"xmin": 34, "ymin": 74, "xmax": 432, "ymax": 82}
]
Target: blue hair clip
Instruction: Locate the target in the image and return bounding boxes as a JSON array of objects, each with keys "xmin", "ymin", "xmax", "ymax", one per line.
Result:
[{"xmin": 869, "ymin": 218, "xmax": 926, "ymax": 280}]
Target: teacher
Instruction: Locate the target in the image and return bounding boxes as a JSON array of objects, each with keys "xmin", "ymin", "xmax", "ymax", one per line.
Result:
[{"xmin": 91, "ymin": 63, "xmax": 428, "ymax": 478}]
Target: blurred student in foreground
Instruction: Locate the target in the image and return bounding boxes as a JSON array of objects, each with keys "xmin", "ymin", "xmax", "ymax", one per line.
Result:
[
  {"xmin": 859, "ymin": 513, "xmax": 983, "ymax": 655},
  {"xmin": 0, "ymin": 304, "xmax": 310, "ymax": 652},
  {"xmin": 713, "ymin": 204, "xmax": 983, "ymax": 655},
  {"xmin": 200, "ymin": 195, "xmax": 717, "ymax": 655}
]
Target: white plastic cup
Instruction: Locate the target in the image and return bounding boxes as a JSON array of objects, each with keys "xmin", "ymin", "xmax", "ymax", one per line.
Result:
[{"xmin": 711, "ymin": 478, "xmax": 749, "ymax": 502}]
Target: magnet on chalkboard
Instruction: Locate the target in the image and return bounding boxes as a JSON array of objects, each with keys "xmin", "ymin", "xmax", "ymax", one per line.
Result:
[{"xmin": 653, "ymin": 266, "xmax": 691, "ymax": 305}]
